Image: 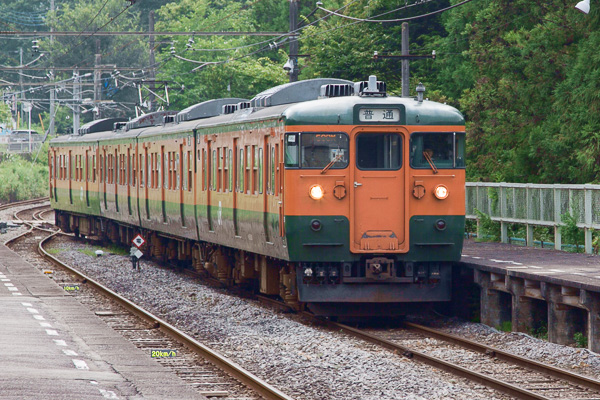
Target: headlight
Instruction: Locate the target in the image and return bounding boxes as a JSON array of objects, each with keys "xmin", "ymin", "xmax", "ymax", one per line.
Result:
[
  {"xmin": 434, "ymin": 184, "xmax": 449, "ymax": 200},
  {"xmin": 309, "ymin": 184, "xmax": 324, "ymax": 200}
]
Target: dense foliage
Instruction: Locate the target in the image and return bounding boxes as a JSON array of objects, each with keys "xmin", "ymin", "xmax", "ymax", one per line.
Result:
[{"xmin": 1, "ymin": 0, "xmax": 600, "ymax": 183}]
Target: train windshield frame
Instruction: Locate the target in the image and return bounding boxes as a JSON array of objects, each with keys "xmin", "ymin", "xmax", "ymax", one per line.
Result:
[
  {"xmin": 410, "ymin": 132, "xmax": 465, "ymax": 169},
  {"xmin": 284, "ymin": 132, "xmax": 349, "ymax": 169}
]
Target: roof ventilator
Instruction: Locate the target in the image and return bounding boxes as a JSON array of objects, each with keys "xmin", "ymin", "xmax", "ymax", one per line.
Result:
[
  {"xmin": 238, "ymin": 101, "xmax": 251, "ymax": 110},
  {"xmin": 163, "ymin": 115, "xmax": 175, "ymax": 124},
  {"xmin": 126, "ymin": 111, "xmax": 178, "ymax": 131},
  {"xmin": 222, "ymin": 104, "xmax": 239, "ymax": 115},
  {"xmin": 175, "ymin": 98, "xmax": 247, "ymax": 123},
  {"xmin": 113, "ymin": 122, "xmax": 127, "ymax": 132},
  {"xmin": 355, "ymin": 75, "xmax": 386, "ymax": 97},
  {"xmin": 320, "ymin": 84, "xmax": 354, "ymax": 98},
  {"xmin": 77, "ymin": 117, "xmax": 127, "ymax": 135},
  {"xmin": 250, "ymin": 78, "xmax": 353, "ymax": 107}
]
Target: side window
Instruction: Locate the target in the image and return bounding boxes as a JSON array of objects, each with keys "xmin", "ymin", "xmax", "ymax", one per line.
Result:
[
  {"xmin": 176, "ymin": 152, "xmax": 180, "ymax": 190},
  {"xmin": 140, "ymin": 153, "xmax": 145, "ymax": 188},
  {"xmin": 228, "ymin": 149, "xmax": 233, "ymax": 192},
  {"xmin": 212, "ymin": 149, "xmax": 217, "ymax": 191},
  {"xmin": 202, "ymin": 149, "xmax": 207, "ymax": 191},
  {"xmin": 252, "ymin": 146, "xmax": 258, "ymax": 194},
  {"xmin": 258, "ymin": 148, "xmax": 263, "ymax": 194},
  {"xmin": 270, "ymin": 147, "xmax": 275, "ymax": 195},
  {"xmin": 238, "ymin": 147, "xmax": 245, "ymax": 193}
]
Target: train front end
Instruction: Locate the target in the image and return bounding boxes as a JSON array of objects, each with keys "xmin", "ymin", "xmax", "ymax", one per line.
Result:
[{"xmin": 282, "ymin": 78, "xmax": 465, "ymax": 316}]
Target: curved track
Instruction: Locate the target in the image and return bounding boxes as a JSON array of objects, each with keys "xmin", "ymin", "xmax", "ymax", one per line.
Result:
[{"xmin": 6, "ymin": 201, "xmax": 293, "ymax": 400}]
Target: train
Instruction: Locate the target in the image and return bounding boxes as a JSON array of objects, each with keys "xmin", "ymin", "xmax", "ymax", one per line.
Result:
[{"xmin": 49, "ymin": 76, "xmax": 466, "ymax": 316}]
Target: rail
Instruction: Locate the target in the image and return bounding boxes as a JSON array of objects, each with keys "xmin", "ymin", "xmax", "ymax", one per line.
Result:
[
  {"xmin": 38, "ymin": 233, "xmax": 294, "ymax": 400},
  {"xmin": 466, "ymin": 182, "xmax": 600, "ymax": 253}
]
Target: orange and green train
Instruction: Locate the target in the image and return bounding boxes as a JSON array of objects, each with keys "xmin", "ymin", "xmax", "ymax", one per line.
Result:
[{"xmin": 50, "ymin": 76, "xmax": 465, "ymax": 316}]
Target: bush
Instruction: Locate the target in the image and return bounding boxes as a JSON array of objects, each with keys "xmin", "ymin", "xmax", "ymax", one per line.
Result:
[{"xmin": 0, "ymin": 154, "xmax": 48, "ymax": 202}]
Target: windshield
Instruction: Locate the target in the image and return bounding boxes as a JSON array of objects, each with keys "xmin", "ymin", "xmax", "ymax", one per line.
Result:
[
  {"xmin": 285, "ymin": 133, "xmax": 349, "ymax": 169},
  {"xmin": 410, "ymin": 132, "xmax": 465, "ymax": 169}
]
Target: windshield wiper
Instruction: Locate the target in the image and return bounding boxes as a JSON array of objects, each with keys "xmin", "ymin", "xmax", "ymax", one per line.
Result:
[
  {"xmin": 423, "ymin": 151, "xmax": 439, "ymax": 174},
  {"xmin": 321, "ymin": 153, "xmax": 343, "ymax": 174}
]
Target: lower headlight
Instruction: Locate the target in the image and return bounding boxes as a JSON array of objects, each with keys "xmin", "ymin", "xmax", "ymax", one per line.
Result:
[
  {"xmin": 434, "ymin": 184, "xmax": 449, "ymax": 200},
  {"xmin": 309, "ymin": 184, "xmax": 324, "ymax": 200}
]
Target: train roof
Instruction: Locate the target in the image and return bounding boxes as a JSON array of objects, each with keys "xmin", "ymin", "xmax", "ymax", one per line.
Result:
[{"xmin": 50, "ymin": 77, "xmax": 464, "ymax": 146}]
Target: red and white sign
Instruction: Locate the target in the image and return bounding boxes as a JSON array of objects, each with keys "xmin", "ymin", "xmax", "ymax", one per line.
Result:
[{"xmin": 132, "ymin": 234, "xmax": 146, "ymax": 248}]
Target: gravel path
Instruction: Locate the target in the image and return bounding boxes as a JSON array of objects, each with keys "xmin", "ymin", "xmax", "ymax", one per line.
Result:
[{"xmin": 48, "ymin": 238, "xmax": 509, "ymax": 400}]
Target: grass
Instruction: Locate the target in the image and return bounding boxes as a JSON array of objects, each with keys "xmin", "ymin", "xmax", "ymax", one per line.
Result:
[
  {"xmin": 574, "ymin": 332, "xmax": 588, "ymax": 348},
  {"xmin": 76, "ymin": 244, "xmax": 129, "ymax": 258},
  {"xmin": 530, "ymin": 325, "xmax": 548, "ymax": 341},
  {"xmin": 497, "ymin": 320, "xmax": 512, "ymax": 332}
]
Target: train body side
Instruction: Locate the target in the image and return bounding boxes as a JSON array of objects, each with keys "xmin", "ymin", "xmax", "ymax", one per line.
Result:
[{"xmin": 49, "ymin": 84, "xmax": 465, "ymax": 316}]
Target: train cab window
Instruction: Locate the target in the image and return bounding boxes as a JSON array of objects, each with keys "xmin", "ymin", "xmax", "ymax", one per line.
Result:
[
  {"xmin": 410, "ymin": 132, "xmax": 466, "ymax": 169},
  {"xmin": 356, "ymin": 133, "xmax": 402, "ymax": 170},
  {"xmin": 285, "ymin": 133, "xmax": 349, "ymax": 169}
]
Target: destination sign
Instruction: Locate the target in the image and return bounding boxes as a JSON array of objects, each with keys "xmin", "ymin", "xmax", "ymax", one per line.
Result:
[{"xmin": 358, "ymin": 108, "xmax": 400, "ymax": 122}]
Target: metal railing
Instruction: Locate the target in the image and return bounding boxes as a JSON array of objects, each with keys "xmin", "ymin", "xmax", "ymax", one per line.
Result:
[{"xmin": 466, "ymin": 182, "xmax": 600, "ymax": 254}]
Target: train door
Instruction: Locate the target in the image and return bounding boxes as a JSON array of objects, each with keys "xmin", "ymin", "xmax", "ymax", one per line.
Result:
[
  {"xmin": 233, "ymin": 138, "xmax": 239, "ymax": 236},
  {"xmin": 85, "ymin": 149, "xmax": 90, "ymax": 207},
  {"xmin": 144, "ymin": 147, "xmax": 150, "ymax": 219},
  {"xmin": 127, "ymin": 147, "xmax": 132, "ymax": 215},
  {"xmin": 179, "ymin": 144, "xmax": 184, "ymax": 226},
  {"xmin": 161, "ymin": 145, "xmax": 166, "ymax": 223},
  {"xmin": 351, "ymin": 130, "xmax": 405, "ymax": 252},
  {"xmin": 102, "ymin": 149, "xmax": 107, "ymax": 210},
  {"xmin": 277, "ymin": 140, "xmax": 284, "ymax": 237},
  {"xmin": 206, "ymin": 140, "xmax": 213, "ymax": 231},
  {"xmin": 51, "ymin": 151, "xmax": 57, "ymax": 202},
  {"xmin": 262, "ymin": 136, "xmax": 270, "ymax": 242},
  {"xmin": 68, "ymin": 150, "xmax": 73, "ymax": 205},
  {"xmin": 114, "ymin": 149, "xmax": 119, "ymax": 213}
]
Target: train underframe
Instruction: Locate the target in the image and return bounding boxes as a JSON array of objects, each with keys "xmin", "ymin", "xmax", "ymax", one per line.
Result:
[{"xmin": 56, "ymin": 210, "xmax": 453, "ymax": 317}]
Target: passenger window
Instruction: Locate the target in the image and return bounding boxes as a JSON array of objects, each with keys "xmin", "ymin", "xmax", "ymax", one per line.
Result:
[{"xmin": 356, "ymin": 133, "xmax": 402, "ymax": 170}]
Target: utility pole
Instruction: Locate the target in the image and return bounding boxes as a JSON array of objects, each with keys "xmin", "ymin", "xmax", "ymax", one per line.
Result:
[
  {"xmin": 148, "ymin": 11, "xmax": 156, "ymax": 112},
  {"xmin": 401, "ymin": 22, "xmax": 409, "ymax": 97},
  {"xmin": 288, "ymin": 0, "xmax": 299, "ymax": 82},
  {"xmin": 49, "ymin": 0, "xmax": 55, "ymax": 136},
  {"xmin": 73, "ymin": 70, "xmax": 80, "ymax": 134},
  {"xmin": 94, "ymin": 40, "xmax": 102, "ymax": 119}
]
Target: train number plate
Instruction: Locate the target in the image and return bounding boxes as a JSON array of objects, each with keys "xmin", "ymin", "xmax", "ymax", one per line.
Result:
[{"xmin": 359, "ymin": 108, "xmax": 400, "ymax": 122}]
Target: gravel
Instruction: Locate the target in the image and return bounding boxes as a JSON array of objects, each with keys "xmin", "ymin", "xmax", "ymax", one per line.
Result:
[
  {"xmin": 407, "ymin": 314, "xmax": 600, "ymax": 378},
  {"xmin": 49, "ymin": 238, "xmax": 509, "ymax": 400}
]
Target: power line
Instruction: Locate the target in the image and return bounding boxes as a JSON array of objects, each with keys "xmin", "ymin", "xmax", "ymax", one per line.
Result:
[
  {"xmin": 317, "ymin": 0, "xmax": 477, "ymax": 23},
  {"xmin": 0, "ymin": 30, "xmax": 288, "ymax": 37}
]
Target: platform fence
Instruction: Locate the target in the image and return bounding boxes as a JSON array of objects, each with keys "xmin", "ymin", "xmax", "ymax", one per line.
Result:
[{"xmin": 465, "ymin": 182, "xmax": 600, "ymax": 254}]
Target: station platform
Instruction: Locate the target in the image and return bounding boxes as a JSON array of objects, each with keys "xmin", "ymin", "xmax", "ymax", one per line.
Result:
[
  {"xmin": 459, "ymin": 239, "xmax": 600, "ymax": 353},
  {"xmin": 0, "ymin": 243, "xmax": 205, "ymax": 400}
]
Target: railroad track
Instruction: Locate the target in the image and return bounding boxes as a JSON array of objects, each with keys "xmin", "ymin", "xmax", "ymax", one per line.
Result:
[
  {"xmin": 323, "ymin": 319, "xmax": 600, "ymax": 400},
  {"xmin": 254, "ymin": 296, "xmax": 600, "ymax": 400},
  {"xmin": 0, "ymin": 197, "xmax": 48, "ymax": 212},
  {"xmin": 5, "ymin": 204, "xmax": 293, "ymax": 400}
]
